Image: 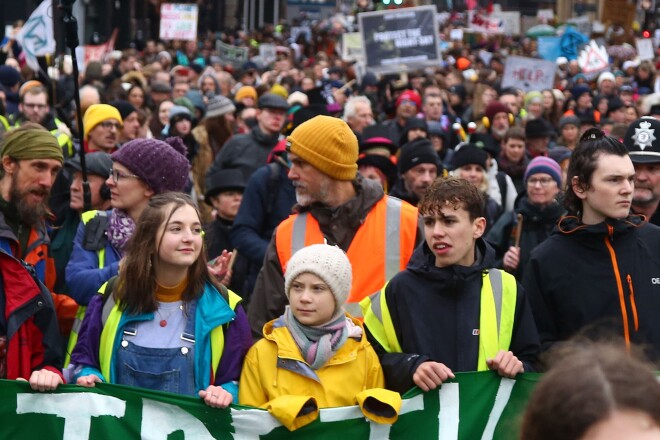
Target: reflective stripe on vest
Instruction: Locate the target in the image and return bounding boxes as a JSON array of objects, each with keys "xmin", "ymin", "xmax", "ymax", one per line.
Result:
[
  {"xmin": 64, "ymin": 210, "xmax": 106, "ymax": 367},
  {"xmin": 0, "ymin": 115, "xmax": 9, "ymax": 131},
  {"xmin": 99, "ymin": 287, "xmax": 241, "ymax": 385},
  {"xmin": 276, "ymin": 196, "xmax": 418, "ymax": 313},
  {"xmin": 361, "ymin": 269, "xmax": 517, "ymax": 371}
]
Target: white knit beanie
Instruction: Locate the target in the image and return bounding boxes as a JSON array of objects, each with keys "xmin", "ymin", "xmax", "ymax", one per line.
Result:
[{"xmin": 284, "ymin": 244, "xmax": 352, "ymax": 307}]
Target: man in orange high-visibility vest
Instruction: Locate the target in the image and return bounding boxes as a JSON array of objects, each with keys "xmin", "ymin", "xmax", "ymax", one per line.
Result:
[{"xmin": 247, "ymin": 115, "xmax": 423, "ymax": 338}]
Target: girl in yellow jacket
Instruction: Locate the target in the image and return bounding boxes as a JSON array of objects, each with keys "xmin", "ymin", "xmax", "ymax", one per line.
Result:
[{"xmin": 239, "ymin": 244, "xmax": 400, "ymax": 430}]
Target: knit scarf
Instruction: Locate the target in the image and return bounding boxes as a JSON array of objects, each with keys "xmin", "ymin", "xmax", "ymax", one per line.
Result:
[
  {"xmin": 497, "ymin": 154, "xmax": 528, "ymax": 179},
  {"xmin": 107, "ymin": 209, "xmax": 136, "ymax": 253},
  {"xmin": 283, "ymin": 306, "xmax": 349, "ymax": 370}
]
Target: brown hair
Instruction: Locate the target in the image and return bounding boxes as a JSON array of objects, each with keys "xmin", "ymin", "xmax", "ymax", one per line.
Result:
[
  {"xmin": 418, "ymin": 176, "xmax": 485, "ymax": 221},
  {"xmin": 504, "ymin": 126, "xmax": 525, "ymax": 143},
  {"xmin": 520, "ymin": 342, "xmax": 660, "ymax": 440},
  {"xmin": 113, "ymin": 192, "xmax": 226, "ymax": 315},
  {"xmin": 564, "ymin": 128, "xmax": 629, "ymax": 214},
  {"xmin": 204, "ymin": 114, "xmax": 233, "ymax": 157}
]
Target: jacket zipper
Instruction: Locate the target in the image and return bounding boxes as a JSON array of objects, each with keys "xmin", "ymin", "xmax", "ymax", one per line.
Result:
[
  {"xmin": 604, "ymin": 225, "xmax": 631, "ymax": 349},
  {"xmin": 627, "ymin": 274, "xmax": 639, "ymax": 331}
]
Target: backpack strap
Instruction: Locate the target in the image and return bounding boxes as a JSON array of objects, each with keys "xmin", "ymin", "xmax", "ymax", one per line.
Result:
[
  {"xmin": 496, "ymin": 172, "xmax": 508, "ymax": 209},
  {"xmin": 266, "ymin": 161, "xmax": 283, "ymax": 215}
]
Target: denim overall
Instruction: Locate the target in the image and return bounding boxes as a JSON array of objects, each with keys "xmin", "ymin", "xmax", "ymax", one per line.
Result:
[{"xmin": 115, "ymin": 302, "xmax": 197, "ymax": 396}]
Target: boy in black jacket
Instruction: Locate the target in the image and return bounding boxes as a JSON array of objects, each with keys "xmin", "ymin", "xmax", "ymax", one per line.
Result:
[{"xmin": 361, "ymin": 177, "xmax": 539, "ymax": 394}]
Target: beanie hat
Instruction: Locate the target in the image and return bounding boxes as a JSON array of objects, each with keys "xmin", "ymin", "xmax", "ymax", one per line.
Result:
[
  {"xmin": 0, "ymin": 66, "xmax": 20, "ymax": 88},
  {"xmin": 597, "ymin": 71, "xmax": 615, "ymax": 87},
  {"xmin": 18, "ymin": 80, "xmax": 43, "ymax": 98},
  {"xmin": 524, "ymin": 156, "xmax": 562, "ymax": 187},
  {"xmin": 398, "ymin": 138, "xmax": 438, "ymax": 174},
  {"xmin": 524, "ymin": 91, "xmax": 543, "ymax": 108},
  {"xmin": 284, "ymin": 244, "xmax": 353, "ymax": 309},
  {"xmin": 83, "ymin": 104, "xmax": 123, "ymax": 140},
  {"xmin": 286, "ymin": 115, "xmax": 358, "ymax": 180},
  {"xmin": 548, "ymin": 146, "xmax": 572, "ymax": 165},
  {"xmin": 109, "ymin": 100, "xmax": 137, "ymax": 121},
  {"xmin": 169, "ymin": 105, "xmax": 192, "ymax": 123},
  {"xmin": 0, "ymin": 123, "xmax": 63, "ymax": 165},
  {"xmin": 205, "ymin": 95, "xmax": 236, "ymax": 118},
  {"xmin": 288, "ymin": 91, "xmax": 309, "ymax": 106},
  {"xmin": 559, "ymin": 115, "xmax": 580, "ymax": 131},
  {"xmin": 571, "ymin": 84, "xmax": 592, "ymax": 99},
  {"xmin": 235, "ymin": 85, "xmax": 258, "ymax": 102},
  {"xmin": 399, "ymin": 117, "xmax": 428, "ymax": 146},
  {"xmin": 396, "ymin": 90, "xmax": 422, "ymax": 109},
  {"xmin": 173, "ymin": 97, "xmax": 195, "ymax": 115},
  {"xmin": 270, "ymin": 83, "xmax": 289, "ymax": 99},
  {"xmin": 484, "ymin": 101, "xmax": 509, "ymax": 121},
  {"xmin": 451, "ymin": 144, "xmax": 488, "ymax": 170},
  {"xmin": 111, "ymin": 137, "xmax": 190, "ymax": 194}
]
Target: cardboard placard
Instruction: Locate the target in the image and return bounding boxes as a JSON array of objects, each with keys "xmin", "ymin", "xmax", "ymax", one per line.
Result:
[
  {"xmin": 501, "ymin": 55, "xmax": 557, "ymax": 92},
  {"xmin": 358, "ymin": 6, "xmax": 441, "ymax": 73},
  {"xmin": 159, "ymin": 3, "xmax": 198, "ymax": 41}
]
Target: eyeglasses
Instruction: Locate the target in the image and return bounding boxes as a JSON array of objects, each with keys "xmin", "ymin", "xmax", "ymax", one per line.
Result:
[
  {"xmin": 23, "ymin": 103, "xmax": 47, "ymax": 110},
  {"xmin": 400, "ymin": 99, "xmax": 417, "ymax": 106},
  {"xmin": 99, "ymin": 121, "xmax": 122, "ymax": 130},
  {"xmin": 110, "ymin": 168, "xmax": 140, "ymax": 183},
  {"xmin": 527, "ymin": 177, "xmax": 555, "ymax": 187}
]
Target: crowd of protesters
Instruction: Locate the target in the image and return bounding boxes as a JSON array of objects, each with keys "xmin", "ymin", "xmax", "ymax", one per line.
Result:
[{"xmin": 1, "ymin": 6, "xmax": 660, "ymax": 435}]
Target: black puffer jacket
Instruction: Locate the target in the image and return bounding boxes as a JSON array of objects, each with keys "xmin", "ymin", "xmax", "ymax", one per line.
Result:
[
  {"xmin": 523, "ymin": 215, "xmax": 660, "ymax": 356},
  {"xmin": 369, "ymin": 238, "xmax": 540, "ymax": 393}
]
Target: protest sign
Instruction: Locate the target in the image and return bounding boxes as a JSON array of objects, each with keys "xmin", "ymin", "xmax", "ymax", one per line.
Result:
[
  {"xmin": 601, "ymin": 0, "xmax": 636, "ymax": 28},
  {"xmin": 578, "ymin": 40, "xmax": 609, "ymax": 77},
  {"xmin": 75, "ymin": 29, "xmax": 118, "ymax": 72},
  {"xmin": 491, "ymin": 11, "xmax": 521, "ymax": 35},
  {"xmin": 0, "ymin": 372, "xmax": 541, "ymax": 439},
  {"xmin": 501, "ymin": 55, "xmax": 557, "ymax": 92},
  {"xmin": 468, "ymin": 11, "xmax": 505, "ymax": 33},
  {"xmin": 637, "ymin": 38, "xmax": 655, "ymax": 61},
  {"xmin": 341, "ymin": 32, "xmax": 364, "ymax": 62},
  {"xmin": 216, "ymin": 41, "xmax": 249, "ymax": 68},
  {"xmin": 259, "ymin": 43, "xmax": 277, "ymax": 65},
  {"xmin": 449, "ymin": 28, "xmax": 464, "ymax": 40},
  {"xmin": 359, "ymin": 6, "xmax": 441, "ymax": 73},
  {"xmin": 159, "ymin": 3, "xmax": 198, "ymax": 41}
]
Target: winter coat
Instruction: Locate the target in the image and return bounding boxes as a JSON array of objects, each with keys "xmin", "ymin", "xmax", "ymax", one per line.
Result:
[
  {"xmin": 207, "ymin": 126, "xmax": 281, "ymax": 181},
  {"xmin": 486, "ymin": 195, "xmax": 565, "ymax": 280},
  {"xmin": 522, "ymin": 215, "xmax": 660, "ymax": 355},
  {"xmin": 366, "ymin": 239, "xmax": 540, "ymax": 393},
  {"xmin": 0, "ymin": 249, "xmax": 64, "ymax": 381},
  {"xmin": 230, "ymin": 161, "xmax": 296, "ymax": 300},
  {"xmin": 205, "ymin": 217, "xmax": 249, "ymax": 297},
  {"xmin": 65, "ymin": 211, "xmax": 122, "ymax": 306},
  {"xmin": 239, "ymin": 314, "xmax": 400, "ymax": 430},
  {"xmin": 247, "ymin": 177, "xmax": 423, "ymax": 338}
]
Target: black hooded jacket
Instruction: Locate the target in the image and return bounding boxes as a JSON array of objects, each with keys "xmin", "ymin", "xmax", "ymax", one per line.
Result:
[
  {"xmin": 522, "ymin": 215, "xmax": 660, "ymax": 356},
  {"xmin": 367, "ymin": 238, "xmax": 540, "ymax": 393}
]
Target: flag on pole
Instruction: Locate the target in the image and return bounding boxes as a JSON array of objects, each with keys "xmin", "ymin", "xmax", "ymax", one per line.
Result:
[{"xmin": 15, "ymin": 0, "xmax": 55, "ymax": 71}]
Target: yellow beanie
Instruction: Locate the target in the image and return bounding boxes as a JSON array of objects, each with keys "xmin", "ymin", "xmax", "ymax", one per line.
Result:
[
  {"xmin": 83, "ymin": 104, "xmax": 123, "ymax": 140},
  {"xmin": 286, "ymin": 116, "xmax": 358, "ymax": 181},
  {"xmin": 270, "ymin": 83, "xmax": 289, "ymax": 99},
  {"xmin": 234, "ymin": 86, "xmax": 258, "ymax": 102}
]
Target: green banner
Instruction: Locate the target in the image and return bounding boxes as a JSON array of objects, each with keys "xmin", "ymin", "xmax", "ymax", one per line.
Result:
[{"xmin": 0, "ymin": 372, "xmax": 542, "ymax": 439}]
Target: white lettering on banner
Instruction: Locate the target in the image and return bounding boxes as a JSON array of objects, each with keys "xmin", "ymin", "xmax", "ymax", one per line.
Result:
[
  {"xmin": 438, "ymin": 384, "xmax": 460, "ymax": 440},
  {"xmin": 141, "ymin": 399, "xmax": 215, "ymax": 439},
  {"xmin": 16, "ymin": 393, "xmax": 126, "ymax": 439},
  {"xmin": 481, "ymin": 379, "xmax": 515, "ymax": 440},
  {"xmin": 231, "ymin": 408, "xmax": 283, "ymax": 439},
  {"xmin": 652, "ymin": 278, "xmax": 660, "ymax": 284}
]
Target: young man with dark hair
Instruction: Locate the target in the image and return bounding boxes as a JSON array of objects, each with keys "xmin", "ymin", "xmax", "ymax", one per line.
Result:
[
  {"xmin": 362, "ymin": 176, "xmax": 539, "ymax": 393},
  {"xmin": 523, "ymin": 129, "xmax": 660, "ymax": 356}
]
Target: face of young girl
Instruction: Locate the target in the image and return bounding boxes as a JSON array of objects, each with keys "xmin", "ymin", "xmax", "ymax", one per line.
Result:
[
  {"xmin": 288, "ymin": 272, "xmax": 337, "ymax": 326},
  {"xmin": 156, "ymin": 204, "xmax": 203, "ymax": 270}
]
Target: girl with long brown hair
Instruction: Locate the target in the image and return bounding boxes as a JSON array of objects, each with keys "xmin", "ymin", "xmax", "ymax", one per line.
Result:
[{"xmin": 71, "ymin": 193, "xmax": 252, "ymax": 408}]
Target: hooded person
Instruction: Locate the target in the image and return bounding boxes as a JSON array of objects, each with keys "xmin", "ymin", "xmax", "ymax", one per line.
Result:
[{"xmin": 239, "ymin": 244, "xmax": 401, "ymax": 430}]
